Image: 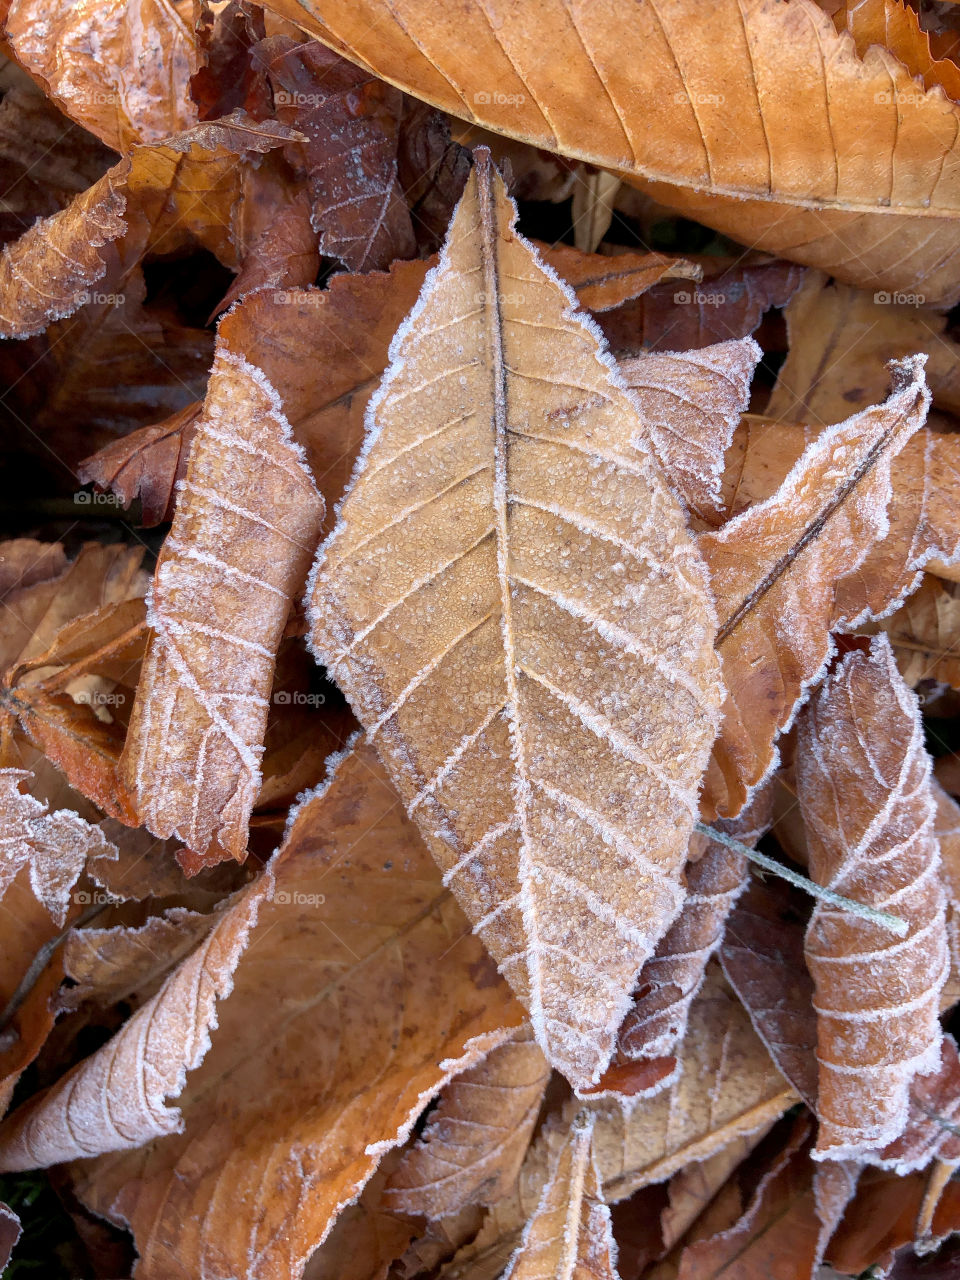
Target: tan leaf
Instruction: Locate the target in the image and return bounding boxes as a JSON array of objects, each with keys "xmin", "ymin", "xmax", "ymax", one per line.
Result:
[
  {"xmin": 765, "ymin": 273, "xmax": 960, "ymax": 428},
  {"xmin": 717, "ymin": 414, "xmax": 960, "ymax": 612},
  {"xmin": 572, "ymin": 169, "xmax": 621, "ymax": 254},
  {"xmin": 460, "ymin": 964, "xmax": 797, "ymax": 1271},
  {"xmin": 254, "ymin": 0, "xmax": 960, "ymax": 302},
  {"xmin": 15, "ymin": 742, "xmax": 523, "ymax": 1278},
  {"xmin": 384, "ymin": 1022, "xmax": 549, "ymax": 1218},
  {"xmin": 1, "ymin": 0, "xmax": 199, "ymax": 152},
  {"xmin": 797, "ymin": 636, "xmax": 949, "ymax": 1161},
  {"xmin": 881, "ymin": 574, "xmax": 960, "ymax": 690},
  {"xmin": 833, "ymin": 0, "xmax": 960, "ymax": 116},
  {"xmin": 59, "ymin": 906, "xmax": 221, "ymax": 1011},
  {"xmin": 616, "ymin": 784, "xmax": 772, "ymax": 1067},
  {"xmin": 503, "ymin": 1112, "xmax": 620, "ymax": 1280},
  {"xmin": 701, "ymin": 357, "xmax": 930, "ymax": 816},
  {"xmin": 307, "ymin": 151, "xmax": 722, "ymax": 1089},
  {"xmin": 120, "ymin": 345, "xmax": 324, "ymax": 864},
  {"xmin": 618, "ymin": 340, "xmax": 760, "ymax": 524}
]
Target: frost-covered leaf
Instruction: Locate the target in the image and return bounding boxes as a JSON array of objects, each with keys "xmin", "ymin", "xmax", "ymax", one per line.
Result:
[
  {"xmin": 307, "ymin": 151, "xmax": 722, "ymax": 1090},
  {"xmin": 20, "ymin": 742, "xmax": 523, "ymax": 1279},
  {"xmin": 385, "ymin": 1022, "xmax": 549, "ymax": 1218},
  {"xmin": 0, "ymin": 115, "xmax": 300, "ymax": 339},
  {"xmin": 619, "ymin": 339, "xmax": 759, "ymax": 523},
  {"xmin": 538, "ymin": 242, "xmax": 700, "ymax": 314},
  {"xmin": 701, "ymin": 357, "xmax": 930, "ymax": 817},
  {"xmin": 503, "ymin": 1112, "xmax": 620, "ymax": 1280},
  {"xmin": 253, "ymin": 0, "xmax": 960, "ymax": 302},
  {"xmin": 797, "ymin": 636, "xmax": 949, "ymax": 1162},
  {"xmin": 1, "ymin": 0, "xmax": 199, "ymax": 152},
  {"xmin": 120, "ymin": 345, "xmax": 324, "ymax": 864},
  {"xmin": 0, "ymin": 769, "xmax": 115, "ymax": 925},
  {"xmin": 616, "ymin": 784, "xmax": 772, "ymax": 1069},
  {"xmin": 0, "ymin": 1202, "xmax": 19, "ymax": 1271}
]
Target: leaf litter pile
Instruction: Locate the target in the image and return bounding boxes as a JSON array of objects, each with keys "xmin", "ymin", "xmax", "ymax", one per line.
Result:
[{"xmin": 8, "ymin": 3, "xmax": 960, "ymax": 1279}]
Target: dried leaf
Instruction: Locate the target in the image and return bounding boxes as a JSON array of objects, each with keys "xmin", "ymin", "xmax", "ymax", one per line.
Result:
[
  {"xmin": 616, "ymin": 785, "xmax": 772, "ymax": 1068},
  {"xmin": 0, "ymin": 769, "xmax": 115, "ymax": 925},
  {"xmin": 701, "ymin": 356, "xmax": 930, "ymax": 816},
  {"xmin": 881, "ymin": 575, "xmax": 960, "ymax": 690},
  {"xmin": 619, "ymin": 340, "xmax": 760, "ymax": 523},
  {"xmin": 0, "ymin": 1202, "xmax": 19, "ymax": 1271},
  {"xmin": 265, "ymin": 36, "xmax": 417, "ymax": 271},
  {"xmin": 0, "ymin": 73, "xmax": 114, "ymax": 246},
  {"xmin": 766, "ymin": 273, "xmax": 960, "ymax": 428},
  {"xmin": 540, "ymin": 243, "xmax": 700, "ymax": 314},
  {"xmin": 834, "ymin": 0, "xmax": 960, "ymax": 100},
  {"xmin": 307, "ymin": 151, "xmax": 722, "ymax": 1089},
  {"xmin": 120, "ymin": 345, "xmax": 324, "ymax": 864},
  {"xmin": 385, "ymin": 1023, "xmax": 549, "ymax": 1218},
  {"xmin": 60, "ymin": 906, "xmax": 221, "ymax": 1010},
  {"xmin": 797, "ymin": 636, "xmax": 949, "ymax": 1161},
  {"xmin": 77, "ymin": 402, "xmax": 201, "ymax": 527},
  {"xmin": 826, "ymin": 1165, "xmax": 960, "ymax": 1276},
  {"xmin": 1, "ymin": 0, "xmax": 199, "ymax": 151},
  {"xmin": 674, "ymin": 1115, "xmax": 821, "ymax": 1280},
  {"xmin": 503, "ymin": 1112, "xmax": 620, "ymax": 1280},
  {"xmin": 37, "ymin": 743, "xmax": 522, "ymax": 1278},
  {"xmin": 596, "ymin": 261, "xmax": 804, "ymax": 355},
  {"xmin": 572, "ymin": 169, "xmax": 621, "ymax": 254},
  {"xmin": 252, "ymin": 0, "xmax": 960, "ymax": 299}
]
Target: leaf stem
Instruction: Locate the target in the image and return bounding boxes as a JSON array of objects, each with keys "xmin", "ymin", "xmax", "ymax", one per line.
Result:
[{"xmin": 694, "ymin": 822, "xmax": 909, "ymax": 938}]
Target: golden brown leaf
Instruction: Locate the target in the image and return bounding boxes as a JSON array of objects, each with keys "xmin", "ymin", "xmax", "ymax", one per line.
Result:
[
  {"xmin": 673, "ymin": 1116, "xmax": 821, "ymax": 1280},
  {"xmin": 503, "ymin": 1112, "xmax": 619, "ymax": 1280},
  {"xmin": 797, "ymin": 636, "xmax": 948, "ymax": 1161},
  {"xmin": 255, "ymin": 0, "xmax": 960, "ymax": 302},
  {"xmin": 307, "ymin": 151, "xmax": 722, "ymax": 1089},
  {"xmin": 77, "ymin": 402, "xmax": 201, "ymax": 527},
  {"xmin": 0, "ymin": 114, "xmax": 299, "ymax": 340},
  {"xmin": 385, "ymin": 1023, "xmax": 549, "ymax": 1218},
  {"xmin": 881, "ymin": 574, "xmax": 960, "ymax": 690},
  {"xmin": 701, "ymin": 357, "xmax": 930, "ymax": 816},
  {"xmin": 1, "ymin": 0, "xmax": 199, "ymax": 152},
  {"xmin": 833, "ymin": 0, "xmax": 960, "ymax": 102},
  {"xmin": 13, "ymin": 743, "xmax": 523, "ymax": 1278},
  {"xmin": 120, "ymin": 345, "xmax": 324, "ymax": 864},
  {"xmin": 766, "ymin": 273, "xmax": 960, "ymax": 428}
]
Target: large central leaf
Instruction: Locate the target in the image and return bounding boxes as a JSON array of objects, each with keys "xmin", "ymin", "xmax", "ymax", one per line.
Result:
[{"xmin": 308, "ymin": 151, "xmax": 721, "ymax": 1090}]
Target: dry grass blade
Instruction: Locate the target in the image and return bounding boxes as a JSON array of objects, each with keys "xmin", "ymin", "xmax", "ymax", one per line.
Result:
[
  {"xmin": 308, "ymin": 150, "xmax": 722, "ymax": 1089},
  {"xmin": 797, "ymin": 636, "xmax": 949, "ymax": 1161},
  {"xmin": 120, "ymin": 346, "xmax": 324, "ymax": 864}
]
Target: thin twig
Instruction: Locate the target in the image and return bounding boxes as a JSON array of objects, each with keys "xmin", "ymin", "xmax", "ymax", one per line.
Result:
[{"xmin": 694, "ymin": 822, "xmax": 909, "ymax": 938}]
